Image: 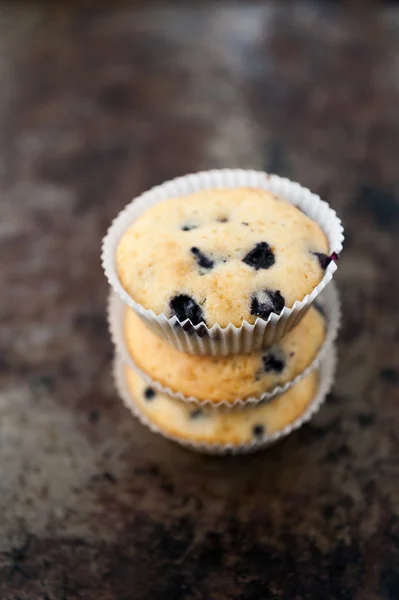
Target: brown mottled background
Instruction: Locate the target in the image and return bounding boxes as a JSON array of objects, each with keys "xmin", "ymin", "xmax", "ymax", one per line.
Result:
[{"xmin": 0, "ymin": 1, "xmax": 398, "ymax": 599}]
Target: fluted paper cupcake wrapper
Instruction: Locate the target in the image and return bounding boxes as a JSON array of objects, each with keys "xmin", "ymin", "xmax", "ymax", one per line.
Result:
[
  {"xmin": 102, "ymin": 169, "xmax": 344, "ymax": 356},
  {"xmin": 113, "ymin": 346, "xmax": 337, "ymax": 455},
  {"xmin": 108, "ymin": 282, "xmax": 341, "ymax": 409}
]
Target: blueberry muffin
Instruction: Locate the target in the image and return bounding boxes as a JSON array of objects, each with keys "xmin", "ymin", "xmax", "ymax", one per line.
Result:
[
  {"xmin": 124, "ymin": 365, "xmax": 318, "ymax": 446},
  {"xmin": 117, "ymin": 188, "xmax": 329, "ymax": 328},
  {"xmin": 124, "ymin": 305, "xmax": 325, "ymax": 404}
]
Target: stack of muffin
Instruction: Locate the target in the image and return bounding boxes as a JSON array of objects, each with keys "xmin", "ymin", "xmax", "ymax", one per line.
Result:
[{"xmin": 103, "ymin": 171, "xmax": 343, "ymax": 454}]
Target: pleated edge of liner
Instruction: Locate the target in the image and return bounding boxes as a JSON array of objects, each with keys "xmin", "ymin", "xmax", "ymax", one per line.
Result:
[
  {"xmin": 101, "ymin": 169, "xmax": 344, "ymax": 338},
  {"xmin": 112, "ymin": 345, "xmax": 338, "ymax": 455},
  {"xmin": 107, "ymin": 282, "xmax": 341, "ymax": 409}
]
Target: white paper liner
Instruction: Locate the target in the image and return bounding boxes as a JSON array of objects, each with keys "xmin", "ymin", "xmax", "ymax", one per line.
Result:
[
  {"xmin": 113, "ymin": 346, "xmax": 337, "ymax": 455},
  {"xmin": 107, "ymin": 282, "xmax": 341, "ymax": 409},
  {"xmin": 102, "ymin": 169, "xmax": 344, "ymax": 356}
]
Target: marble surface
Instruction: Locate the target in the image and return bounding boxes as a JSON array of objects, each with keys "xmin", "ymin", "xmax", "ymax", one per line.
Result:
[{"xmin": 1, "ymin": 1, "xmax": 399, "ymax": 599}]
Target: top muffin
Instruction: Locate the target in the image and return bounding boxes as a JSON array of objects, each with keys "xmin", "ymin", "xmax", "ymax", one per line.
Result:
[{"xmin": 117, "ymin": 188, "xmax": 329, "ymax": 328}]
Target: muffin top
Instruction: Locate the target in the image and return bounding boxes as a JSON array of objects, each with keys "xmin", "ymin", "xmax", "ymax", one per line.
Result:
[
  {"xmin": 124, "ymin": 365, "xmax": 318, "ymax": 446},
  {"xmin": 124, "ymin": 305, "xmax": 325, "ymax": 404},
  {"xmin": 117, "ymin": 188, "xmax": 329, "ymax": 328}
]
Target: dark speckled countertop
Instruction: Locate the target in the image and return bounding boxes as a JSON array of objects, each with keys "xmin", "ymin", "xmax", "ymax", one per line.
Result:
[{"xmin": 1, "ymin": 1, "xmax": 399, "ymax": 599}]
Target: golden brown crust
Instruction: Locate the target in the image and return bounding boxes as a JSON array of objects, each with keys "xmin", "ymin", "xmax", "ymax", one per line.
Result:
[
  {"xmin": 125, "ymin": 366, "xmax": 318, "ymax": 446},
  {"xmin": 117, "ymin": 188, "xmax": 329, "ymax": 327},
  {"xmin": 124, "ymin": 306, "xmax": 325, "ymax": 403}
]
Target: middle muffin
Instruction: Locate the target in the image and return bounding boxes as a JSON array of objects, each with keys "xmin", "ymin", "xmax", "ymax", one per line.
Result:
[{"xmin": 124, "ymin": 305, "xmax": 326, "ymax": 405}]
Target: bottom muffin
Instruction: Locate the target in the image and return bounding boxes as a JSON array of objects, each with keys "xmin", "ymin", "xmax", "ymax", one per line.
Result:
[{"xmin": 119, "ymin": 362, "xmax": 319, "ymax": 447}]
